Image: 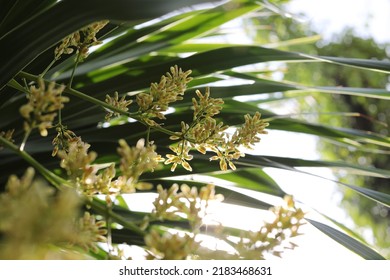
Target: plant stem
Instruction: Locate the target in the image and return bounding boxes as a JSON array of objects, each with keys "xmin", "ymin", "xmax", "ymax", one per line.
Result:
[
  {"xmin": 146, "ymin": 126, "xmax": 151, "ymax": 146},
  {"xmin": 88, "ymin": 198, "xmax": 145, "ymax": 236},
  {"xmin": 105, "ymin": 197, "xmax": 114, "ymax": 253},
  {"xmin": 68, "ymin": 51, "xmax": 82, "ymax": 88},
  {"xmin": 7, "ymin": 79, "xmax": 29, "ymax": 94},
  {"xmin": 17, "ymin": 71, "xmax": 180, "ymax": 138},
  {"xmin": 0, "ymin": 136, "xmax": 68, "ymax": 189},
  {"xmin": 19, "ymin": 126, "xmax": 32, "ymax": 151},
  {"xmin": 40, "ymin": 59, "xmax": 57, "ymax": 78},
  {"xmin": 106, "ymin": 214, "xmax": 113, "ymax": 253}
]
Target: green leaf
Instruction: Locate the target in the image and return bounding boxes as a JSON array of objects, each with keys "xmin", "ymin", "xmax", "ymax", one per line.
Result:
[
  {"xmin": 309, "ymin": 55, "xmax": 390, "ymax": 74},
  {"xmin": 225, "ymin": 71, "xmax": 390, "ymax": 100},
  {"xmin": 231, "ymin": 154, "xmax": 390, "ymax": 207},
  {"xmin": 0, "ymin": 0, "xmax": 219, "ymax": 89},
  {"xmin": 310, "ymin": 86, "xmax": 390, "ymax": 100},
  {"xmin": 209, "ymin": 168, "xmax": 285, "ymax": 197},
  {"xmin": 345, "ymin": 185, "xmax": 390, "ymax": 207},
  {"xmin": 307, "ymin": 219, "xmax": 386, "ymax": 260},
  {"xmin": 54, "ymin": 1, "xmax": 262, "ymax": 80}
]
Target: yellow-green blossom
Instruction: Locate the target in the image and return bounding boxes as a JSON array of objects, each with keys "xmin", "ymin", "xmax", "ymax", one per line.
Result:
[
  {"xmin": 105, "ymin": 91, "xmax": 133, "ymax": 121},
  {"xmin": 145, "ymin": 230, "xmax": 200, "ymax": 260},
  {"xmin": 55, "ymin": 20, "xmax": 109, "ymax": 60},
  {"xmin": 19, "ymin": 79, "xmax": 68, "ymax": 137},
  {"xmin": 136, "ymin": 65, "xmax": 192, "ymax": 123}
]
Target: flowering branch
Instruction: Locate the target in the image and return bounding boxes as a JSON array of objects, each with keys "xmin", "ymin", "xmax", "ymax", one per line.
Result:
[{"xmin": 0, "ymin": 135, "xmax": 145, "ymax": 237}]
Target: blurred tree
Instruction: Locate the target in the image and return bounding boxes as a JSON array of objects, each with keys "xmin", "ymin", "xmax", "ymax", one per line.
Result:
[
  {"xmin": 311, "ymin": 31, "xmax": 390, "ymax": 258},
  {"xmin": 247, "ymin": 8, "xmax": 390, "ymax": 257}
]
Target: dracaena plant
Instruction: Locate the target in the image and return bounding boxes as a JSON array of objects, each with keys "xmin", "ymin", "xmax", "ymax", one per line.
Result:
[
  {"xmin": 0, "ymin": 0, "xmax": 389, "ymax": 260},
  {"xmin": 0, "ymin": 17, "xmax": 304, "ymax": 260}
]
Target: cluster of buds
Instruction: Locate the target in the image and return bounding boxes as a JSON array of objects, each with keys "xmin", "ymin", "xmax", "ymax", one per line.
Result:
[
  {"xmin": 180, "ymin": 184, "xmax": 224, "ymax": 231},
  {"xmin": 52, "ymin": 124, "xmax": 77, "ymax": 156},
  {"xmin": 145, "ymin": 229, "xmax": 200, "ymax": 260},
  {"xmin": 0, "ymin": 168, "xmax": 104, "ymax": 259},
  {"xmin": 0, "ymin": 129, "xmax": 14, "ymax": 151},
  {"xmin": 55, "ymin": 20, "xmax": 109, "ymax": 60},
  {"xmin": 151, "ymin": 184, "xmax": 223, "ymax": 232},
  {"xmin": 58, "ymin": 137, "xmax": 97, "ymax": 179},
  {"xmin": 233, "ymin": 195, "xmax": 305, "ymax": 259},
  {"xmin": 211, "ymin": 112, "xmax": 268, "ymax": 171},
  {"xmin": 57, "ymin": 137, "xmax": 163, "ymax": 197},
  {"xmin": 231, "ymin": 111, "xmax": 269, "ymax": 149},
  {"xmin": 166, "ymin": 87, "xmax": 268, "ymax": 172},
  {"xmin": 136, "ymin": 65, "xmax": 192, "ymax": 125},
  {"xmin": 19, "ymin": 79, "xmax": 68, "ymax": 137},
  {"xmin": 101, "ymin": 67, "xmax": 268, "ymax": 174},
  {"xmin": 152, "ymin": 184, "xmax": 187, "ymax": 221},
  {"xmin": 165, "ymin": 88, "xmax": 227, "ymax": 172},
  {"xmin": 57, "ymin": 137, "xmax": 115, "ymax": 197},
  {"xmin": 192, "ymin": 87, "xmax": 224, "ymax": 120},
  {"xmin": 74, "ymin": 212, "xmax": 107, "ymax": 253},
  {"xmin": 105, "ymin": 91, "xmax": 133, "ymax": 121},
  {"xmin": 147, "ymin": 184, "xmax": 224, "ymax": 259},
  {"xmin": 116, "ymin": 139, "xmax": 164, "ymax": 193}
]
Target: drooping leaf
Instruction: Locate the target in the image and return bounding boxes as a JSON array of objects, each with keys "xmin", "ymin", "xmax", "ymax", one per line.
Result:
[{"xmin": 307, "ymin": 219, "xmax": 386, "ymax": 260}]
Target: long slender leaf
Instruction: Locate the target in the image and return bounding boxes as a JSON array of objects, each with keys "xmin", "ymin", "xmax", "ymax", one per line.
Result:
[
  {"xmin": 0, "ymin": 0, "xmax": 219, "ymax": 89},
  {"xmin": 54, "ymin": 1, "xmax": 262, "ymax": 80},
  {"xmin": 225, "ymin": 71, "xmax": 390, "ymax": 100},
  {"xmin": 208, "ymin": 168, "xmax": 285, "ymax": 196},
  {"xmin": 305, "ymin": 54, "xmax": 390, "ymax": 74},
  {"xmin": 306, "ymin": 219, "xmax": 386, "ymax": 260},
  {"xmin": 234, "ymin": 154, "xmax": 390, "ymax": 207}
]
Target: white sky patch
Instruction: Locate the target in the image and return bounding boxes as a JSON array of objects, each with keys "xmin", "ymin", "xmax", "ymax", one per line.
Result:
[{"xmin": 286, "ymin": 0, "xmax": 390, "ymax": 43}]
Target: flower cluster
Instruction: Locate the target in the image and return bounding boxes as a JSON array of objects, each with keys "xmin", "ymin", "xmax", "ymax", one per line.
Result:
[
  {"xmin": 57, "ymin": 137, "xmax": 163, "ymax": 197},
  {"xmin": 102, "ymin": 67, "xmax": 268, "ymax": 173},
  {"xmin": 145, "ymin": 230, "xmax": 200, "ymax": 260},
  {"xmin": 136, "ymin": 65, "xmax": 192, "ymax": 125},
  {"xmin": 52, "ymin": 124, "xmax": 77, "ymax": 156},
  {"xmin": 0, "ymin": 168, "xmax": 106, "ymax": 259},
  {"xmin": 164, "ymin": 88, "xmax": 227, "ymax": 172},
  {"xmin": 151, "ymin": 184, "xmax": 223, "ymax": 232},
  {"xmin": 146, "ymin": 184, "xmax": 302, "ymax": 260},
  {"xmin": 151, "ymin": 184, "xmax": 186, "ymax": 221},
  {"xmin": 0, "ymin": 129, "xmax": 14, "ymax": 151},
  {"xmin": 233, "ymin": 195, "xmax": 305, "ymax": 259},
  {"xmin": 75, "ymin": 212, "xmax": 107, "ymax": 253},
  {"xmin": 165, "ymin": 139, "xmax": 194, "ymax": 171},
  {"xmin": 19, "ymin": 79, "xmax": 68, "ymax": 137},
  {"xmin": 116, "ymin": 139, "xmax": 164, "ymax": 192},
  {"xmin": 58, "ymin": 137, "xmax": 97, "ymax": 179},
  {"xmin": 57, "ymin": 137, "xmax": 116, "ymax": 197},
  {"xmin": 55, "ymin": 20, "xmax": 109, "ymax": 60},
  {"xmin": 165, "ymin": 87, "xmax": 268, "ymax": 172},
  {"xmin": 231, "ymin": 111, "xmax": 269, "ymax": 149},
  {"xmin": 212, "ymin": 112, "xmax": 268, "ymax": 171},
  {"xmin": 192, "ymin": 87, "xmax": 224, "ymax": 120},
  {"xmin": 181, "ymin": 183, "xmax": 224, "ymax": 231},
  {"xmin": 105, "ymin": 91, "xmax": 133, "ymax": 121}
]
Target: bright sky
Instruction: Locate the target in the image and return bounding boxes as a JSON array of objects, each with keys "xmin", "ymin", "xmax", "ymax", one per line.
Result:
[{"xmin": 287, "ymin": 0, "xmax": 390, "ymax": 44}]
